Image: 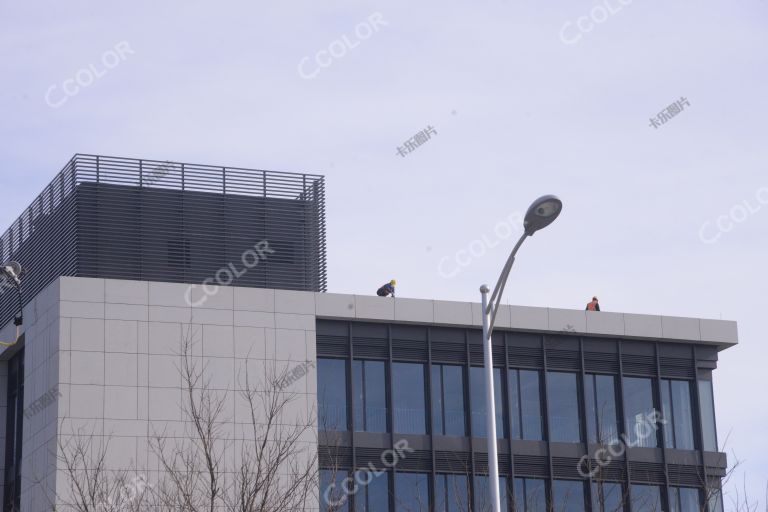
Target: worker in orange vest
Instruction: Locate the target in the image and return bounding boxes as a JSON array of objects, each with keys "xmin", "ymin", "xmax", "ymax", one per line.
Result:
[{"xmin": 586, "ymin": 297, "xmax": 600, "ymax": 311}]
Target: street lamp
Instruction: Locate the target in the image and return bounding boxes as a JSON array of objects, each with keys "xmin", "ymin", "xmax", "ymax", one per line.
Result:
[{"xmin": 479, "ymin": 195, "xmax": 562, "ymax": 512}]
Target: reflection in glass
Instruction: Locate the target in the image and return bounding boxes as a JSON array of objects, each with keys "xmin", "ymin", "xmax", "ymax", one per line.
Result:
[
  {"xmin": 591, "ymin": 482, "xmax": 623, "ymax": 512},
  {"xmin": 661, "ymin": 379, "xmax": 695, "ymax": 450},
  {"xmin": 432, "ymin": 365, "xmax": 466, "ymax": 436},
  {"xmin": 509, "ymin": 369, "xmax": 544, "ymax": 440},
  {"xmin": 547, "ymin": 372, "xmax": 582, "ymax": 442},
  {"xmin": 353, "ymin": 360, "xmax": 387, "ymax": 433},
  {"xmin": 318, "ymin": 358, "xmax": 348, "ymax": 431},
  {"xmin": 622, "ymin": 377, "xmax": 659, "ymax": 448},
  {"xmin": 514, "ymin": 478, "xmax": 547, "ymax": 512},
  {"xmin": 630, "ymin": 484, "xmax": 662, "ymax": 512},
  {"xmin": 434, "ymin": 474, "xmax": 469, "ymax": 512},
  {"xmin": 669, "ymin": 486, "xmax": 700, "ymax": 512},
  {"xmin": 707, "ymin": 487, "xmax": 724, "ymax": 512},
  {"xmin": 698, "ymin": 380, "xmax": 718, "ymax": 451},
  {"xmin": 354, "ymin": 471, "xmax": 389, "ymax": 512},
  {"xmin": 585, "ymin": 374, "xmax": 619, "ymax": 445},
  {"xmin": 392, "ymin": 363, "xmax": 427, "ymax": 434},
  {"xmin": 473, "ymin": 476, "xmax": 508, "ymax": 512},
  {"xmin": 471, "ymin": 367, "xmax": 506, "ymax": 438},
  {"xmin": 394, "ymin": 472, "xmax": 430, "ymax": 512},
  {"xmin": 320, "ymin": 469, "xmax": 349, "ymax": 512},
  {"xmin": 552, "ymin": 480, "xmax": 586, "ymax": 512}
]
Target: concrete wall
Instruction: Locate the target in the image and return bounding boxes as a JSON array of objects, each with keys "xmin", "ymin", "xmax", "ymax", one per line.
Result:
[
  {"xmin": 314, "ymin": 294, "xmax": 738, "ymax": 348},
  {"xmin": 1, "ymin": 277, "xmax": 319, "ymax": 511}
]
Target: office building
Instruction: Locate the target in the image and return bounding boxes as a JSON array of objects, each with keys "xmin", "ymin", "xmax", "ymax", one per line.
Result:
[{"xmin": 0, "ymin": 155, "xmax": 735, "ymax": 511}]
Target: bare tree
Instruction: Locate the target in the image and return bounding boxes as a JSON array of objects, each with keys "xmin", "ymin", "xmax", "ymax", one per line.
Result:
[{"xmin": 53, "ymin": 426, "xmax": 150, "ymax": 511}]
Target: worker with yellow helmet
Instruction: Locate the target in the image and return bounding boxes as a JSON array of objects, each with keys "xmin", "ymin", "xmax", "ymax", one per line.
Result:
[{"xmin": 376, "ymin": 279, "xmax": 397, "ymax": 297}]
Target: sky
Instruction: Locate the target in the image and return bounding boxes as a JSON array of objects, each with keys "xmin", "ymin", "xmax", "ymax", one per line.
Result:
[{"xmin": 1, "ymin": 0, "xmax": 767, "ymax": 507}]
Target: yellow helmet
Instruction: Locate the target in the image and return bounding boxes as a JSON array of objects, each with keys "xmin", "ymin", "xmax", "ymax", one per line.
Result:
[{"xmin": 390, "ymin": 279, "xmax": 397, "ymax": 286}]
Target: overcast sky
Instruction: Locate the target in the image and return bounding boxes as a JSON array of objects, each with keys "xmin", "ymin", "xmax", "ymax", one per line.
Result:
[{"xmin": 1, "ymin": 0, "xmax": 766, "ymax": 506}]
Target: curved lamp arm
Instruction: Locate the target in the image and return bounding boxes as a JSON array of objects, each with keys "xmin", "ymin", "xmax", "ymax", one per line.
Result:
[{"xmin": 486, "ymin": 232, "xmax": 529, "ymax": 338}]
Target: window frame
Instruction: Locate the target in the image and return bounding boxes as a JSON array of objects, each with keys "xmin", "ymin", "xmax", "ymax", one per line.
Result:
[
  {"xmin": 318, "ymin": 357, "xmax": 350, "ymax": 432},
  {"xmin": 431, "ymin": 364, "xmax": 467, "ymax": 437},
  {"xmin": 546, "ymin": 371, "xmax": 584, "ymax": 443},
  {"xmin": 509, "ymin": 368, "xmax": 545, "ymax": 441},
  {"xmin": 353, "ymin": 359, "xmax": 388, "ymax": 433},
  {"xmin": 392, "ymin": 362, "xmax": 429, "ymax": 435}
]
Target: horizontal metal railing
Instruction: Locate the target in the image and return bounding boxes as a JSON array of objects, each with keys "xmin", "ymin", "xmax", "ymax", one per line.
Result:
[{"xmin": 0, "ymin": 154, "xmax": 327, "ymax": 329}]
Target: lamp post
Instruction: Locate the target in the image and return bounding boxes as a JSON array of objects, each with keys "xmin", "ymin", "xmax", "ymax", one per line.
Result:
[{"xmin": 479, "ymin": 195, "xmax": 562, "ymax": 512}]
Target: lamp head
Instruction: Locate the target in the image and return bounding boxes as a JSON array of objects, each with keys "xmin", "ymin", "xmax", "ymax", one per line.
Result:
[
  {"xmin": 523, "ymin": 195, "xmax": 563, "ymax": 235},
  {"xmin": 1, "ymin": 261, "xmax": 23, "ymax": 286}
]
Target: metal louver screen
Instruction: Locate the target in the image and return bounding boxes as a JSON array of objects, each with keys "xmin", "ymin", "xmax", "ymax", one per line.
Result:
[{"xmin": 0, "ymin": 154, "xmax": 327, "ymax": 329}]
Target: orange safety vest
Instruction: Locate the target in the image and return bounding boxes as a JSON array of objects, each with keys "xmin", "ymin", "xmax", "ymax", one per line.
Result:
[{"xmin": 587, "ymin": 301, "xmax": 598, "ymax": 311}]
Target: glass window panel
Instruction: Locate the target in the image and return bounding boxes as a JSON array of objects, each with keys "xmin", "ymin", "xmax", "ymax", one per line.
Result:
[
  {"xmin": 393, "ymin": 363, "xmax": 427, "ymax": 434},
  {"xmin": 435, "ymin": 474, "xmax": 469, "ymax": 512},
  {"xmin": 514, "ymin": 478, "xmax": 524, "ymax": 511},
  {"xmin": 510, "ymin": 370, "xmax": 544, "ymax": 441},
  {"xmin": 319, "ymin": 359, "xmax": 348, "ymax": 431},
  {"xmin": 553, "ymin": 480, "xmax": 585, "ymax": 512},
  {"xmin": 586, "ymin": 375, "xmax": 619, "ymax": 444},
  {"xmin": 510, "ymin": 370, "xmax": 522, "ymax": 440},
  {"xmin": 698, "ymin": 380, "xmax": 718, "ymax": 451},
  {"xmin": 443, "ymin": 366, "xmax": 466, "ymax": 436},
  {"xmin": 355, "ymin": 471, "xmax": 390, "ymax": 512},
  {"xmin": 669, "ymin": 486, "xmax": 699, "ymax": 512},
  {"xmin": 685, "ymin": 488, "xmax": 700, "ymax": 512},
  {"xmin": 671, "ymin": 381, "xmax": 694, "ymax": 450},
  {"xmin": 622, "ymin": 377, "xmax": 659, "ymax": 448},
  {"xmin": 707, "ymin": 487, "xmax": 724, "ymax": 512},
  {"xmin": 661, "ymin": 380, "xmax": 695, "ymax": 450},
  {"xmin": 591, "ymin": 482, "xmax": 623, "ymax": 512},
  {"xmin": 353, "ymin": 360, "xmax": 387, "ymax": 433},
  {"xmin": 514, "ymin": 478, "xmax": 547, "ymax": 512},
  {"xmin": 547, "ymin": 372, "xmax": 582, "ymax": 443},
  {"xmin": 394, "ymin": 472, "xmax": 430, "ymax": 512},
  {"xmin": 669, "ymin": 487, "xmax": 679, "ymax": 512},
  {"xmin": 321, "ymin": 469, "xmax": 350, "ymax": 512},
  {"xmin": 432, "ymin": 365, "xmax": 466, "ymax": 436},
  {"xmin": 471, "ymin": 367, "xmax": 506, "ymax": 438},
  {"xmin": 677, "ymin": 487, "xmax": 701, "ymax": 512},
  {"xmin": 473, "ymin": 475, "xmax": 508, "ymax": 512},
  {"xmin": 630, "ymin": 484, "xmax": 662, "ymax": 512},
  {"xmin": 520, "ymin": 370, "xmax": 544, "ymax": 440}
]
